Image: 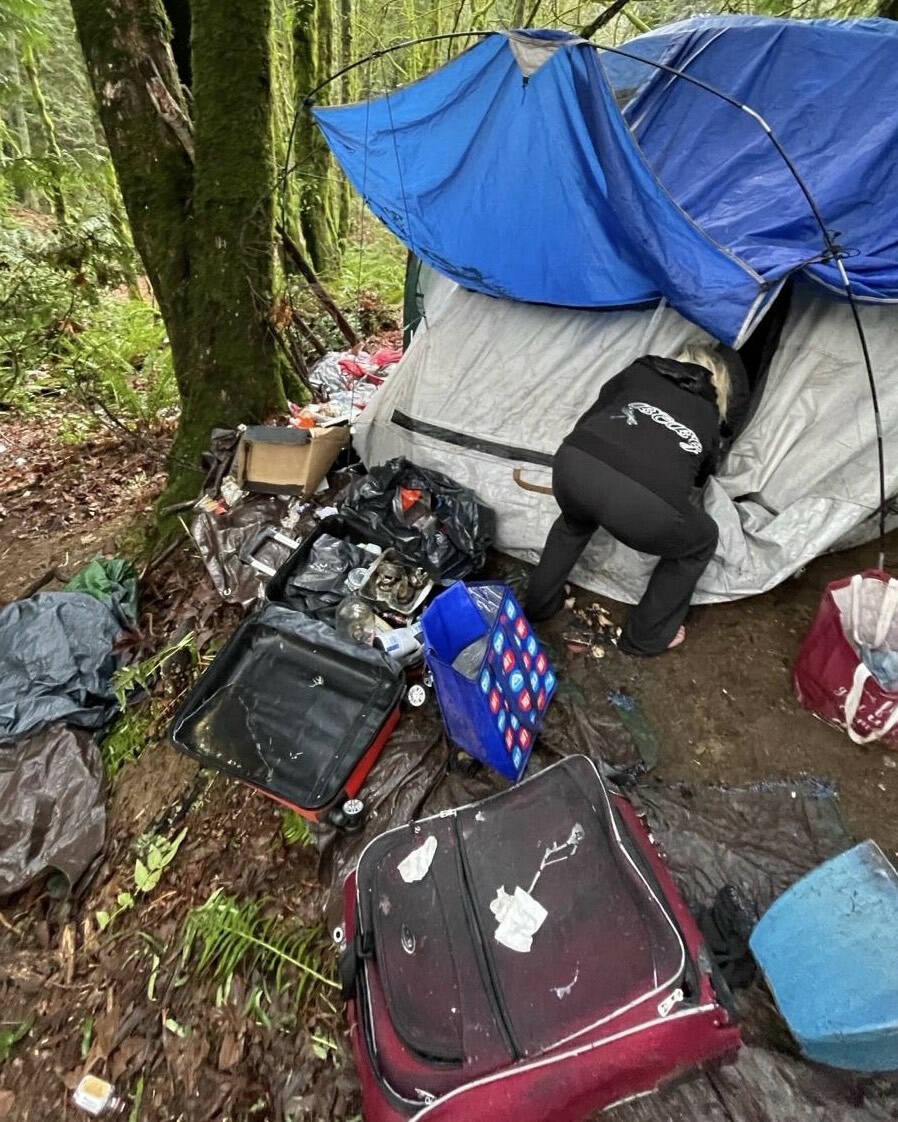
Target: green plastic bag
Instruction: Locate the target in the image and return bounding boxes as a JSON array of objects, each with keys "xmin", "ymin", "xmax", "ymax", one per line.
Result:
[{"xmin": 66, "ymin": 558, "xmax": 139, "ymax": 628}]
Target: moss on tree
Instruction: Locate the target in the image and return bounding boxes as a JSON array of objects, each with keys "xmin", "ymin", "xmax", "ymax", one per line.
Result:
[
  {"xmin": 70, "ymin": 0, "xmax": 287, "ymax": 511},
  {"xmin": 293, "ymin": 0, "xmax": 340, "ymax": 272}
]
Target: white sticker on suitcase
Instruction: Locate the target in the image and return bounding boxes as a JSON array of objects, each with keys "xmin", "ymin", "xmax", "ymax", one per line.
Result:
[
  {"xmin": 490, "ymin": 886, "xmax": 548, "ymax": 953},
  {"xmin": 397, "ymin": 835, "xmax": 438, "ymax": 883}
]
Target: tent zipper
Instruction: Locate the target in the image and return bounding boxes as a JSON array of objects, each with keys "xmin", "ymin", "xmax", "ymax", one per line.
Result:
[{"xmin": 454, "ymin": 818, "xmax": 522, "ymax": 1061}]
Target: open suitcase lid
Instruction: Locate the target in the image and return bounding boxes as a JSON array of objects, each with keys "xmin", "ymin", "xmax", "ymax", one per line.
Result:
[
  {"xmin": 170, "ymin": 605, "xmax": 404, "ymax": 811},
  {"xmin": 355, "ymin": 756, "xmax": 686, "ymax": 1067}
]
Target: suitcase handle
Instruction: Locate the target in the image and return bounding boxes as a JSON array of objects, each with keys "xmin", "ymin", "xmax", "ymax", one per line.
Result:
[
  {"xmin": 237, "ymin": 526, "xmax": 301, "ymax": 577},
  {"xmin": 338, "ymin": 930, "xmax": 375, "ymax": 1000}
]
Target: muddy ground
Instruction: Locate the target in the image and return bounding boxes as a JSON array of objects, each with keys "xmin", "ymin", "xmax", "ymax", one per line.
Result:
[{"xmin": 1, "ymin": 408, "xmax": 896, "ymax": 1122}]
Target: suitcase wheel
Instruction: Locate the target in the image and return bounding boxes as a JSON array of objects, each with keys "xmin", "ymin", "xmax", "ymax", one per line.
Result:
[
  {"xmin": 406, "ymin": 683, "xmax": 429, "ymax": 708},
  {"xmin": 328, "ymin": 797, "xmax": 366, "ymax": 832}
]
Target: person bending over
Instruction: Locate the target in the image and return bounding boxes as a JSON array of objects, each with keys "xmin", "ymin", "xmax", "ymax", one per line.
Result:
[{"xmin": 524, "ymin": 343, "xmax": 739, "ymax": 655}]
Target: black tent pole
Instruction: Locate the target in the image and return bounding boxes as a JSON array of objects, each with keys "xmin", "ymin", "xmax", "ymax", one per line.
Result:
[
  {"xmin": 592, "ymin": 42, "xmax": 887, "ymax": 568},
  {"xmin": 299, "ymin": 30, "xmax": 887, "ymax": 566}
]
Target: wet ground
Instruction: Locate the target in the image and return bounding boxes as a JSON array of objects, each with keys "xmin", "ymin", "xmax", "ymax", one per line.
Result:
[
  {"xmin": 580, "ymin": 539, "xmax": 898, "ymax": 860},
  {"xmin": 1, "ymin": 411, "xmax": 896, "ymax": 1120}
]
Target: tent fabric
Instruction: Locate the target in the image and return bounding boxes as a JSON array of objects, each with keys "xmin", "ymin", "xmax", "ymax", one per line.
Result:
[
  {"xmin": 312, "ymin": 20, "xmax": 898, "ymax": 345},
  {"xmin": 353, "ymin": 273, "xmax": 898, "ymax": 604},
  {"xmin": 613, "ymin": 17, "xmax": 898, "ymax": 305}
]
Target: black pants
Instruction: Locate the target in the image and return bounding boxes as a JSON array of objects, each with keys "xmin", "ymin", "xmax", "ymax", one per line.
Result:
[{"xmin": 524, "ymin": 444, "xmax": 718, "ymax": 655}]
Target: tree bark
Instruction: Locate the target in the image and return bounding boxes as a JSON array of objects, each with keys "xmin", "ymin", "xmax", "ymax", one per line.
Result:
[
  {"xmin": 22, "ymin": 45, "xmax": 68, "ymax": 226},
  {"xmin": 293, "ymin": 0, "xmax": 339, "ymax": 272},
  {"xmin": 337, "ymin": 0, "xmax": 354, "ymax": 240},
  {"xmin": 580, "ymin": 0, "xmax": 630, "ymax": 40},
  {"xmin": 70, "ymin": 0, "xmax": 287, "ymax": 504},
  {"xmin": 4, "ymin": 39, "xmax": 39, "ymax": 209}
]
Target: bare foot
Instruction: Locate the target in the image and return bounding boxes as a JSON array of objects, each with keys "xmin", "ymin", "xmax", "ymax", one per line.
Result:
[{"xmin": 668, "ymin": 625, "xmax": 686, "ymax": 650}]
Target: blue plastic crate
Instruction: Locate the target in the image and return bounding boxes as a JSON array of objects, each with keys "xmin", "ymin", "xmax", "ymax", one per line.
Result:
[
  {"xmin": 421, "ymin": 582, "xmax": 557, "ymax": 781},
  {"xmin": 750, "ymin": 841, "xmax": 898, "ymax": 1072}
]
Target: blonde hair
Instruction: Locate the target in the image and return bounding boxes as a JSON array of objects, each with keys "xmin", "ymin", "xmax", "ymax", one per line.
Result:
[{"xmin": 675, "ymin": 342, "xmax": 731, "ymax": 420}]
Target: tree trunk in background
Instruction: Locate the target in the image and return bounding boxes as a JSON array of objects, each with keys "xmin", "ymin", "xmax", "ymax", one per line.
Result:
[
  {"xmin": 337, "ymin": 0, "xmax": 354, "ymax": 241},
  {"xmin": 22, "ymin": 46, "xmax": 68, "ymax": 226},
  {"xmin": 4, "ymin": 40, "xmax": 39, "ymax": 210},
  {"xmin": 70, "ymin": 0, "xmax": 286, "ymax": 505},
  {"xmin": 294, "ymin": 0, "xmax": 340, "ymax": 272},
  {"xmin": 271, "ymin": 0, "xmax": 303, "ymax": 249}
]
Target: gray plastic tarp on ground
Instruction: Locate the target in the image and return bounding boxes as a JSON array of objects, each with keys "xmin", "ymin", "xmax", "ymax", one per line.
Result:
[
  {"xmin": 0, "ymin": 724, "xmax": 105, "ymax": 896},
  {"xmin": 355, "ymin": 275, "xmax": 898, "ymax": 604},
  {"xmin": 0, "ymin": 591, "xmax": 126, "ymax": 744}
]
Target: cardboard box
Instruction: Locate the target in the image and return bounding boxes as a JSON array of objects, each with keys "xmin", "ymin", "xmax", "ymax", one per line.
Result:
[{"xmin": 234, "ymin": 424, "xmax": 348, "ymax": 497}]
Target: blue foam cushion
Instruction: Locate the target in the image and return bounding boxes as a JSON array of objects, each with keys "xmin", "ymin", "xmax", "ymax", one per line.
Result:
[{"xmin": 750, "ymin": 841, "xmax": 898, "ymax": 1072}]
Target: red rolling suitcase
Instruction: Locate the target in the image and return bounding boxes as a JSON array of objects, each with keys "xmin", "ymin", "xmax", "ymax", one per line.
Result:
[{"xmin": 339, "ymin": 756, "xmax": 740, "ymax": 1121}]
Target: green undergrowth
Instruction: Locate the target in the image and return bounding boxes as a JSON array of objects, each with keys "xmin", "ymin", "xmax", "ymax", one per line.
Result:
[
  {"xmin": 181, "ymin": 891, "xmax": 339, "ymax": 1015},
  {"xmin": 281, "ymin": 810, "xmax": 315, "ymax": 848},
  {"xmin": 103, "ymin": 634, "xmax": 201, "ymax": 779},
  {"xmin": 328, "ymin": 216, "xmax": 405, "ymax": 312},
  {"xmin": 0, "ymin": 212, "xmax": 175, "ymax": 432},
  {"xmin": 101, "ymin": 704, "xmax": 158, "ymax": 780}
]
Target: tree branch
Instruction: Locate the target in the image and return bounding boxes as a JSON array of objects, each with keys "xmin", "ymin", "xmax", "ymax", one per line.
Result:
[
  {"xmin": 277, "ymin": 223, "xmax": 358, "ymax": 345},
  {"xmin": 146, "ymin": 60, "xmax": 195, "ymax": 162},
  {"xmin": 580, "ymin": 0, "xmax": 631, "ymax": 39},
  {"xmin": 524, "ymin": 0, "xmax": 543, "ymax": 27}
]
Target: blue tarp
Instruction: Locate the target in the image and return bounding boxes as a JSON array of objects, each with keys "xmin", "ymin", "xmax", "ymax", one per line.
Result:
[{"xmin": 312, "ymin": 19, "xmax": 898, "ymax": 345}]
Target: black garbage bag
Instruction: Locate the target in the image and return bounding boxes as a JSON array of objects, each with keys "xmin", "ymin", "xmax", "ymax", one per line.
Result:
[
  {"xmin": 0, "ymin": 591, "xmax": 126, "ymax": 744},
  {"xmin": 285, "ymin": 533, "xmax": 370, "ymax": 622},
  {"xmin": 0, "ymin": 725, "xmax": 105, "ymax": 896},
  {"xmin": 340, "ymin": 457, "xmax": 494, "ymax": 579},
  {"xmin": 696, "ymin": 883, "xmax": 759, "ymax": 990}
]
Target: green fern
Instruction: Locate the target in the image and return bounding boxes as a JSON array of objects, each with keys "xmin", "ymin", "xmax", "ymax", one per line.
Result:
[
  {"xmin": 112, "ymin": 631, "xmax": 197, "ymax": 710},
  {"xmin": 281, "ymin": 810, "xmax": 315, "ymax": 848},
  {"xmin": 180, "ymin": 891, "xmax": 339, "ymax": 1004}
]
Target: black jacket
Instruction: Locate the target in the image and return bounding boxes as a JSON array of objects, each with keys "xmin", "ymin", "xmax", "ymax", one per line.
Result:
[{"xmin": 563, "ymin": 356, "xmax": 722, "ymax": 507}]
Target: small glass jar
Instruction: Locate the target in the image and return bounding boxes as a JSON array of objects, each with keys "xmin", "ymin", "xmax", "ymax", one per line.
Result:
[{"xmin": 335, "ymin": 594, "xmax": 376, "ymax": 645}]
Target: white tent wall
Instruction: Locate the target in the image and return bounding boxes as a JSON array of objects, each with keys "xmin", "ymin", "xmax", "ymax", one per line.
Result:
[{"xmin": 354, "ymin": 275, "xmax": 898, "ymax": 604}]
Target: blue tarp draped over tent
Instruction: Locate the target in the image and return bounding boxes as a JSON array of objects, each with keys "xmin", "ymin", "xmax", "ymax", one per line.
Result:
[{"xmin": 311, "ymin": 19, "xmax": 898, "ymax": 346}]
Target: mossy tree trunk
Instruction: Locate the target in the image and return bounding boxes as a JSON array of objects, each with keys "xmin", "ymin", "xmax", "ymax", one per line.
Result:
[
  {"xmin": 3, "ymin": 38, "xmax": 40, "ymax": 210},
  {"xmin": 69, "ymin": 0, "xmax": 287, "ymax": 505},
  {"xmin": 294, "ymin": 0, "xmax": 340, "ymax": 272},
  {"xmin": 22, "ymin": 45, "xmax": 68, "ymax": 226},
  {"xmin": 337, "ymin": 0, "xmax": 354, "ymax": 241}
]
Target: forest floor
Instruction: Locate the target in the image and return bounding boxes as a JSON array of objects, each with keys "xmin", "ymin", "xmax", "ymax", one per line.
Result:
[{"xmin": 1, "ymin": 398, "xmax": 897, "ymax": 1122}]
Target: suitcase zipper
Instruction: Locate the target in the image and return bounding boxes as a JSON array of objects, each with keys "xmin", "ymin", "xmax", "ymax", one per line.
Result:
[
  {"xmin": 657, "ymin": 987, "xmax": 685, "ymax": 1017},
  {"xmin": 454, "ymin": 818, "xmax": 523, "ymax": 1061}
]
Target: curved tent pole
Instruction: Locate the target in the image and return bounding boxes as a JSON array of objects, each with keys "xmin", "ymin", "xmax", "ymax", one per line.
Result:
[
  {"xmin": 301, "ymin": 31, "xmax": 494, "ymax": 107},
  {"xmin": 298, "ymin": 31, "xmax": 887, "ymax": 565}
]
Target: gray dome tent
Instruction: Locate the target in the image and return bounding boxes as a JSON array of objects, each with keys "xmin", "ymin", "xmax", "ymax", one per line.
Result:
[{"xmin": 355, "ymin": 266, "xmax": 897, "ymax": 604}]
